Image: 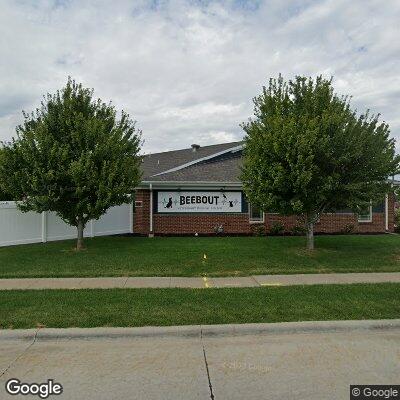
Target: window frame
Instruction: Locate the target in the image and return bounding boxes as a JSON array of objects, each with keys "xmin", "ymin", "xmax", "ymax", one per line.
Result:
[
  {"xmin": 249, "ymin": 203, "xmax": 265, "ymax": 224},
  {"xmin": 357, "ymin": 203, "xmax": 372, "ymax": 223}
]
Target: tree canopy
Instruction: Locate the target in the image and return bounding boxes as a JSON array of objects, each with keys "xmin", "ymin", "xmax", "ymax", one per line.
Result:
[
  {"xmin": 0, "ymin": 78, "xmax": 142, "ymax": 249},
  {"xmin": 241, "ymin": 75, "xmax": 400, "ymax": 249},
  {"xmin": 0, "ymin": 147, "xmax": 13, "ymax": 201}
]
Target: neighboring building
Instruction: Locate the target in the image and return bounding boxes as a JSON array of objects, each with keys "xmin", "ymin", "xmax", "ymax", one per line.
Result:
[{"xmin": 134, "ymin": 141, "xmax": 395, "ymax": 236}]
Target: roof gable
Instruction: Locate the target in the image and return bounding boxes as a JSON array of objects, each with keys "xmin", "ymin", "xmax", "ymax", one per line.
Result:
[
  {"xmin": 147, "ymin": 150, "xmax": 242, "ymax": 182},
  {"xmin": 141, "ymin": 141, "xmax": 243, "ymax": 182}
]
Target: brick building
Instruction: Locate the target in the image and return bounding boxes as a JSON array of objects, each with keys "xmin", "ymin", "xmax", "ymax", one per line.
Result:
[{"xmin": 134, "ymin": 141, "xmax": 396, "ymax": 236}]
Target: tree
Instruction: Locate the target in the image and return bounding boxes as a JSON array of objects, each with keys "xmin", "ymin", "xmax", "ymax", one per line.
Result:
[
  {"xmin": 241, "ymin": 75, "xmax": 400, "ymax": 250},
  {"xmin": 0, "ymin": 78, "xmax": 142, "ymax": 250},
  {"xmin": 0, "ymin": 147, "xmax": 13, "ymax": 201}
]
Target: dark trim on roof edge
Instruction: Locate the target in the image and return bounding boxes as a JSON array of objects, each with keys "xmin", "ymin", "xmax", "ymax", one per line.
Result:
[{"xmin": 138, "ymin": 181, "xmax": 243, "ymax": 188}]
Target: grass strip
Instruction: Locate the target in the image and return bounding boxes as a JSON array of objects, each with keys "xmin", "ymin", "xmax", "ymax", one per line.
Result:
[
  {"xmin": 1, "ymin": 235, "xmax": 400, "ymax": 278},
  {"xmin": 1, "ymin": 283, "xmax": 399, "ymax": 329}
]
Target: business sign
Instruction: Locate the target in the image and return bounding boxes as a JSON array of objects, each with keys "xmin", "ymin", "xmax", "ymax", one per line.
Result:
[{"xmin": 157, "ymin": 191, "xmax": 242, "ymax": 213}]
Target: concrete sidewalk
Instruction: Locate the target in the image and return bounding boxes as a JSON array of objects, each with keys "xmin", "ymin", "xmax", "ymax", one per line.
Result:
[{"xmin": 0, "ymin": 272, "xmax": 400, "ymax": 290}]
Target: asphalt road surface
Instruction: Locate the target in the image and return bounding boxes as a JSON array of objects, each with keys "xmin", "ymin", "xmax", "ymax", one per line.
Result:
[{"xmin": 1, "ymin": 323, "xmax": 399, "ymax": 399}]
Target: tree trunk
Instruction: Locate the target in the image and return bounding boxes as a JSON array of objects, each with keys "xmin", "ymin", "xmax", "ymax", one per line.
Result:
[
  {"xmin": 76, "ymin": 219, "xmax": 84, "ymax": 251},
  {"xmin": 306, "ymin": 221, "xmax": 314, "ymax": 250}
]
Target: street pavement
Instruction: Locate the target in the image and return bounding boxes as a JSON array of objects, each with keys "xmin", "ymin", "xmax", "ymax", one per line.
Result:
[
  {"xmin": 1, "ymin": 320, "xmax": 399, "ymax": 399},
  {"xmin": 1, "ymin": 271, "xmax": 400, "ymax": 290}
]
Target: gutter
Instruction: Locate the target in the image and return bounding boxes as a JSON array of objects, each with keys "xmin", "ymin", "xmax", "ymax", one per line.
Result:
[{"xmin": 3, "ymin": 320, "xmax": 400, "ymax": 340}]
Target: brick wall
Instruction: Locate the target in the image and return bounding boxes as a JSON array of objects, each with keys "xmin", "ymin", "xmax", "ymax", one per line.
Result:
[
  {"xmin": 133, "ymin": 189, "xmax": 394, "ymax": 235},
  {"xmin": 154, "ymin": 214, "xmax": 255, "ymax": 235},
  {"xmin": 133, "ymin": 189, "xmax": 151, "ymax": 235},
  {"xmin": 266, "ymin": 212, "xmax": 387, "ymax": 234}
]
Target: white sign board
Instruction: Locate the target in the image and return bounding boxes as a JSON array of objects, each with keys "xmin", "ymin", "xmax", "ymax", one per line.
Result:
[{"xmin": 157, "ymin": 191, "xmax": 242, "ymax": 213}]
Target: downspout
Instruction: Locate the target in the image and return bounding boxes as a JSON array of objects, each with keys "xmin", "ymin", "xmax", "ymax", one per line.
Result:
[
  {"xmin": 129, "ymin": 195, "xmax": 134, "ymax": 234},
  {"xmin": 149, "ymin": 183, "xmax": 154, "ymax": 237},
  {"xmin": 385, "ymin": 193, "xmax": 389, "ymax": 231}
]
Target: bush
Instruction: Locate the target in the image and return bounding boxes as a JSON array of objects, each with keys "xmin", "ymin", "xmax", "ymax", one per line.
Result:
[
  {"xmin": 269, "ymin": 222, "xmax": 284, "ymax": 235},
  {"xmin": 340, "ymin": 224, "xmax": 355, "ymax": 234},
  {"xmin": 214, "ymin": 224, "xmax": 224, "ymax": 235},
  {"xmin": 291, "ymin": 224, "xmax": 306, "ymax": 236},
  {"xmin": 394, "ymin": 208, "xmax": 400, "ymax": 233},
  {"xmin": 253, "ymin": 225, "xmax": 266, "ymax": 237}
]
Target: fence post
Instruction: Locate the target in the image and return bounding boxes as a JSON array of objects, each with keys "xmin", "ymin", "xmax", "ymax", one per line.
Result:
[{"xmin": 41, "ymin": 211, "xmax": 47, "ymax": 243}]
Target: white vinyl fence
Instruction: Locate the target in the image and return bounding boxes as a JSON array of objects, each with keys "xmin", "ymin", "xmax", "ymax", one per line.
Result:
[{"xmin": 0, "ymin": 201, "xmax": 133, "ymax": 247}]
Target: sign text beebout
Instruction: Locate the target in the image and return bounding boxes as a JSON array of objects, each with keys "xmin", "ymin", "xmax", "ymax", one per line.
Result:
[{"xmin": 157, "ymin": 191, "xmax": 242, "ymax": 213}]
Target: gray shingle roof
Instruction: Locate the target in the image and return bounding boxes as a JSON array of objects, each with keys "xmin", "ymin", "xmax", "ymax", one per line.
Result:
[
  {"xmin": 149, "ymin": 152, "xmax": 242, "ymax": 182},
  {"xmin": 141, "ymin": 141, "xmax": 243, "ymax": 182}
]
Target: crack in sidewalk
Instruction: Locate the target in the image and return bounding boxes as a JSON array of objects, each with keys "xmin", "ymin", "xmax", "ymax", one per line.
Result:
[
  {"xmin": 122, "ymin": 276, "xmax": 129, "ymax": 288},
  {"xmin": 0, "ymin": 328, "xmax": 40, "ymax": 378},
  {"xmin": 250, "ymin": 275, "xmax": 262, "ymax": 286},
  {"xmin": 201, "ymin": 328, "xmax": 215, "ymax": 400}
]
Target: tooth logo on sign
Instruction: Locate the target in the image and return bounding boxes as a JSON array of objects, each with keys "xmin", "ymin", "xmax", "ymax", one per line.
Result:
[{"xmin": 164, "ymin": 197, "xmax": 173, "ymax": 209}]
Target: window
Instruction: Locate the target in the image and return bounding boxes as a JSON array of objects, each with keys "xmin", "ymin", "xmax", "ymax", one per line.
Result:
[
  {"xmin": 135, "ymin": 201, "xmax": 143, "ymax": 208},
  {"xmin": 358, "ymin": 204, "xmax": 372, "ymax": 223},
  {"xmin": 249, "ymin": 203, "xmax": 264, "ymax": 223}
]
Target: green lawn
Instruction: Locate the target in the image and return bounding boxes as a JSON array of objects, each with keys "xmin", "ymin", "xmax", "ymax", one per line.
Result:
[
  {"xmin": 1, "ymin": 284, "xmax": 399, "ymax": 329},
  {"xmin": 1, "ymin": 235, "xmax": 400, "ymax": 278}
]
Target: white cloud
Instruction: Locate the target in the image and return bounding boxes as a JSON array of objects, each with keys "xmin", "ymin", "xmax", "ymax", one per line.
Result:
[
  {"xmin": 0, "ymin": 0, "xmax": 399, "ymax": 153},
  {"xmin": 159, "ymin": 102, "xmax": 245, "ymax": 120}
]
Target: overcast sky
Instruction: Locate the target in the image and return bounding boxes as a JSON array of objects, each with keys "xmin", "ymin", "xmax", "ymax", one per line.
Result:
[{"xmin": 1, "ymin": 0, "xmax": 399, "ymax": 154}]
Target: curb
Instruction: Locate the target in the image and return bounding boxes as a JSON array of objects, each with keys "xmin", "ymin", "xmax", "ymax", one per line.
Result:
[{"xmin": 1, "ymin": 319, "xmax": 400, "ymax": 341}]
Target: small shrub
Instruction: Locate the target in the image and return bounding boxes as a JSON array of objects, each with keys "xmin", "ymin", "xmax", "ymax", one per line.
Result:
[
  {"xmin": 291, "ymin": 224, "xmax": 306, "ymax": 236},
  {"xmin": 214, "ymin": 224, "xmax": 224, "ymax": 235},
  {"xmin": 253, "ymin": 225, "xmax": 266, "ymax": 236},
  {"xmin": 269, "ymin": 222, "xmax": 284, "ymax": 236},
  {"xmin": 395, "ymin": 208, "xmax": 400, "ymax": 233},
  {"xmin": 341, "ymin": 224, "xmax": 355, "ymax": 234}
]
